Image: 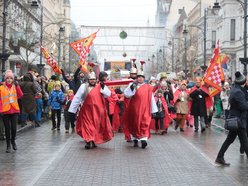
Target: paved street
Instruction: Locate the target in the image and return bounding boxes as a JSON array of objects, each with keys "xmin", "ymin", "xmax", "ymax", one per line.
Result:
[{"xmin": 0, "ymin": 119, "xmax": 247, "ymax": 186}]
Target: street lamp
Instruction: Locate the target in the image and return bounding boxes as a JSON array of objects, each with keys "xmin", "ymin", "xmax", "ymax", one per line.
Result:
[
  {"xmin": 1, "ymin": 0, "xmax": 8, "ymax": 79},
  {"xmin": 238, "ymin": 0, "xmax": 248, "ymax": 75},
  {"xmin": 58, "ymin": 27, "xmax": 65, "ymax": 67},
  {"xmin": 156, "ymin": 49, "xmax": 162, "ymax": 73},
  {"xmin": 182, "ymin": 33, "xmax": 188, "ymax": 77},
  {"xmin": 31, "ymin": 0, "xmax": 45, "ymax": 75},
  {"xmin": 183, "ymin": 1, "xmax": 221, "ymax": 74}
]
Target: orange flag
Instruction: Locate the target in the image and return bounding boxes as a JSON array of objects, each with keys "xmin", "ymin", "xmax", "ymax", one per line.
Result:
[
  {"xmin": 70, "ymin": 31, "xmax": 98, "ymax": 73},
  {"xmin": 41, "ymin": 46, "xmax": 62, "ymax": 74},
  {"xmin": 203, "ymin": 43, "xmax": 225, "ymax": 97}
]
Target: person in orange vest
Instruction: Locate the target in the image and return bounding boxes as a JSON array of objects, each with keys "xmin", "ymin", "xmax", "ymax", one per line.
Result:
[{"xmin": 0, "ymin": 70, "xmax": 23, "ymax": 153}]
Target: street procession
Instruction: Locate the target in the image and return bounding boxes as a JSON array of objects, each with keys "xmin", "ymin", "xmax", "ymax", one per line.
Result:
[{"xmin": 1, "ymin": 0, "xmax": 248, "ymax": 186}]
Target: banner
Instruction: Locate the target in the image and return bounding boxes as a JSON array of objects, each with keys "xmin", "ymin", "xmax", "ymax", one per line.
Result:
[
  {"xmin": 70, "ymin": 31, "xmax": 98, "ymax": 73},
  {"xmin": 203, "ymin": 43, "xmax": 225, "ymax": 97},
  {"xmin": 41, "ymin": 46, "xmax": 62, "ymax": 74}
]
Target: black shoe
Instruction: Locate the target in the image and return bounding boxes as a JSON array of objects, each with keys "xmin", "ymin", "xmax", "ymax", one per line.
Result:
[
  {"xmin": 141, "ymin": 140, "xmax": 147, "ymax": 149},
  {"xmin": 90, "ymin": 141, "xmax": 97, "ymax": 148},
  {"xmin": 85, "ymin": 142, "xmax": 91, "ymax": 149},
  {"xmin": 6, "ymin": 146, "xmax": 11, "ymax": 153},
  {"xmin": 57, "ymin": 128, "xmax": 60, "ymax": 131},
  {"xmin": 71, "ymin": 128, "xmax": 75, "ymax": 133},
  {"xmin": 215, "ymin": 158, "xmax": 230, "ymax": 166},
  {"xmin": 175, "ymin": 124, "xmax": 179, "ymax": 130},
  {"xmin": 186, "ymin": 121, "xmax": 189, "ymax": 127},
  {"xmin": 180, "ymin": 128, "xmax": 184, "ymax": 132},
  {"xmin": 51, "ymin": 127, "xmax": 56, "ymax": 130},
  {"xmin": 194, "ymin": 129, "xmax": 198, "ymax": 132},
  {"xmin": 190, "ymin": 125, "xmax": 193, "ymax": 128},
  {"xmin": 240, "ymin": 147, "xmax": 245, "ymax": 155},
  {"xmin": 133, "ymin": 139, "xmax": 138, "ymax": 147},
  {"xmin": 11, "ymin": 142, "xmax": 17, "ymax": 150},
  {"xmin": 201, "ymin": 128, "xmax": 206, "ymax": 133}
]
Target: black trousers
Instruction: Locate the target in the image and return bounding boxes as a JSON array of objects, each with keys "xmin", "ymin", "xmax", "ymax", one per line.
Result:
[
  {"xmin": 217, "ymin": 128, "xmax": 248, "ymax": 158},
  {"xmin": 51, "ymin": 109, "xmax": 61, "ymax": 129},
  {"xmin": 3, "ymin": 114, "xmax": 18, "ymax": 146},
  {"xmin": 155, "ymin": 118, "xmax": 164, "ymax": 130},
  {"xmin": 64, "ymin": 111, "xmax": 75, "ymax": 130}
]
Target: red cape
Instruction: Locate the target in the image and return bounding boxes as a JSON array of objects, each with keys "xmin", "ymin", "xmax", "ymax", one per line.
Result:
[
  {"xmin": 76, "ymin": 84, "xmax": 113, "ymax": 144},
  {"xmin": 107, "ymin": 90, "xmax": 119, "ymax": 115},
  {"xmin": 121, "ymin": 98, "xmax": 131, "ymax": 140},
  {"xmin": 150, "ymin": 96, "xmax": 172, "ymax": 130},
  {"xmin": 122, "ymin": 84, "xmax": 153, "ymax": 139}
]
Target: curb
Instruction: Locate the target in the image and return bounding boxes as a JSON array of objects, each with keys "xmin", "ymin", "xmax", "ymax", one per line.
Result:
[{"xmin": 17, "ymin": 123, "xmax": 35, "ymax": 134}]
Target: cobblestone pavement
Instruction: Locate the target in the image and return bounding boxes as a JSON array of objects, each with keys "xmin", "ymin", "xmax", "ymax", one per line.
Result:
[{"xmin": 0, "ymin": 120, "xmax": 247, "ymax": 186}]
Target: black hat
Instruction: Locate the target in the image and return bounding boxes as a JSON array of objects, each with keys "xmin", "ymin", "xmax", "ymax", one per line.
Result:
[
  {"xmin": 51, "ymin": 75, "xmax": 57, "ymax": 81},
  {"xmin": 234, "ymin": 71, "xmax": 246, "ymax": 85},
  {"xmin": 99, "ymin": 71, "xmax": 108, "ymax": 81}
]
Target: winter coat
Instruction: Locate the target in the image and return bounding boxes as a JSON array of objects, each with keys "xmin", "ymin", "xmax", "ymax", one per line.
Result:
[
  {"xmin": 19, "ymin": 74, "xmax": 37, "ymax": 114},
  {"xmin": 189, "ymin": 87, "xmax": 209, "ymax": 116},
  {"xmin": 229, "ymin": 84, "xmax": 248, "ymax": 129},
  {"xmin": 48, "ymin": 90, "xmax": 64, "ymax": 110}
]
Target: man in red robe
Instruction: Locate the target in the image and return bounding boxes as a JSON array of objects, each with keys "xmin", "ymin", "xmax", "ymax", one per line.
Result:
[
  {"xmin": 69, "ymin": 71, "xmax": 113, "ymax": 149},
  {"xmin": 123, "ymin": 70, "xmax": 158, "ymax": 149}
]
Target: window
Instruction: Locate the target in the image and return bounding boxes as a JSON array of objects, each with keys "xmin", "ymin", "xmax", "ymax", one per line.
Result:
[
  {"xmin": 212, "ymin": 31, "xmax": 216, "ymax": 48},
  {"xmin": 230, "ymin": 19, "xmax": 236, "ymax": 41}
]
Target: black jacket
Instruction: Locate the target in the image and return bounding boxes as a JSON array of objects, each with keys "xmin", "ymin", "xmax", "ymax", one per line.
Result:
[
  {"xmin": 189, "ymin": 87, "xmax": 209, "ymax": 116},
  {"xmin": 229, "ymin": 84, "xmax": 248, "ymax": 128}
]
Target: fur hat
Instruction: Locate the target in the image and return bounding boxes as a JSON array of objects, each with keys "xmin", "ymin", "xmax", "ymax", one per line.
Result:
[
  {"xmin": 234, "ymin": 71, "xmax": 246, "ymax": 85},
  {"xmin": 4, "ymin": 70, "xmax": 14, "ymax": 80}
]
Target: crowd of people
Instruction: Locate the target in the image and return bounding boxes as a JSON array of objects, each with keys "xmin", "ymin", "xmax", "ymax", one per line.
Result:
[{"xmin": 1, "ymin": 65, "xmax": 248, "ymax": 167}]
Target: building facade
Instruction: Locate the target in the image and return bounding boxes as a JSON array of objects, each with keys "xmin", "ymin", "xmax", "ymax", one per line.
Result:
[{"xmin": 0, "ymin": 0, "xmax": 72, "ymax": 77}]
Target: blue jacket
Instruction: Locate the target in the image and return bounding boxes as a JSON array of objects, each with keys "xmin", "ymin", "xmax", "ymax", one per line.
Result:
[{"xmin": 48, "ymin": 90, "xmax": 64, "ymax": 110}]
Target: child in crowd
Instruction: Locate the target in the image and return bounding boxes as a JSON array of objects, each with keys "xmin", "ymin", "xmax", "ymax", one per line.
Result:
[
  {"xmin": 0, "ymin": 70, "xmax": 23, "ymax": 153},
  {"xmin": 35, "ymin": 93, "xmax": 43, "ymax": 127},
  {"xmin": 63, "ymin": 89, "xmax": 75, "ymax": 133},
  {"xmin": 48, "ymin": 83, "xmax": 64, "ymax": 131},
  {"xmin": 153, "ymin": 89, "xmax": 167, "ymax": 135}
]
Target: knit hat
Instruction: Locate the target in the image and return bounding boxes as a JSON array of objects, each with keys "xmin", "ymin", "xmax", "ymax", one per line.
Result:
[
  {"xmin": 4, "ymin": 70, "xmax": 14, "ymax": 80},
  {"xmin": 234, "ymin": 71, "xmax": 246, "ymax": 85}
]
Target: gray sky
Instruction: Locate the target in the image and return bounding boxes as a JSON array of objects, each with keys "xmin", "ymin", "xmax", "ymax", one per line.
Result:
[{"xmin": 70, "ymin": 0, "xmax": 199, "ymax": 29}]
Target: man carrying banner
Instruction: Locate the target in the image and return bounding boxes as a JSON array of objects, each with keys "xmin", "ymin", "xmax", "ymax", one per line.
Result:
[
  {"xmin": 69, "ymin": 71, "xmax": 113, "ymax": 149},
  {"xmin": 123, "ymin": 69, "xmax": 158, "ymax": 149}
]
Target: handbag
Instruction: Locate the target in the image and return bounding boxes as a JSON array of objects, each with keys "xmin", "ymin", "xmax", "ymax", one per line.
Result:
[{"xmin": 224, "ymin": 117, "xmax": 239, "ymax": 131}]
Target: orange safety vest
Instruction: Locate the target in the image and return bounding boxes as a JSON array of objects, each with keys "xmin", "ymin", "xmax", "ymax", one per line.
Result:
[{"xmin": 0, "ymin": 84, "xmax": 20, "ymax": 112}]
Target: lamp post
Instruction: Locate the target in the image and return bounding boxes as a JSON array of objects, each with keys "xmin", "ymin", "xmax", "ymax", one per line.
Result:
[
  {"xmin": 156, "ymin": 49, "xmax": 162, "ymax": 73},
  {"xmin": 58, "ymin": 27, "xmax": 65, "ymax": 67},
  {"xmin": 1, "ymin": 0, "xmax": 8, "ymax": 78},
  {"xmin": 239, "ymin": 0, "xmax": 248, "ymax": 75},
  {"xmin": 182, "ymin": 1, "xmax": 221, "ymax": 74},
  {"xmin": 31, "ymin": 0, "xmax": 45, "ymax": 75}
]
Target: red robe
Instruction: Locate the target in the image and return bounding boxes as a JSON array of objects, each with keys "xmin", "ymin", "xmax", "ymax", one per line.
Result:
[
  {"xmin": 112, "ymin": 93, "xmax": 124, "ymax": 132},
  {"xmin": 76, "ymin": 84, "xmax": 113, "ymax": 144},
  {"xmin": 121, "ymin": 98, "xmax": 132, "ymax": 140},
  {"xmin": 122, "ymin": 84, "xmax": 153, "ymax": 139},
  {"xmin": 150, "ymin": 96, "xmax": 172, "ymax": 130}
]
